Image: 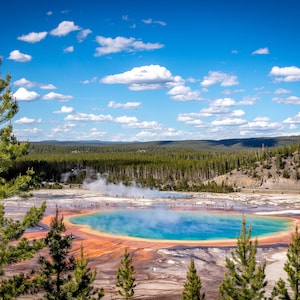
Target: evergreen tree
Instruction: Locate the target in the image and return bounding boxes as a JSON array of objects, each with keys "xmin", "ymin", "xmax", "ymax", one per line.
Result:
[
  {"xmin": 0, "ymin": 60, "xmax": 34, "ymax": 198},
  {"xmin": 284, "ymin": 225, "xmax": 300, "ymax": 299},
  {"xmin": 182, "ymin": 258, "xmax": 205, "ymax": 300},
  {"xmin": 271, "ymin": 226, "xmax": 300, "ymax": 300},
  {"xmin": 0, "ymin": 62, "xmax": 46, "ymax": 299},
  {"xmin": 116, "ymin": 247, "xmax": 136, "ymax": 300},
  {"xmin": 218, "ymin": 217, "xmax": 267, "ymax": 300},
  {"xmin": 37, "ymin": 206, "xmax": 75, "ymax": 300},
  {"xmin": 65, "ymin": 244, "xmax": 104, "ymax": 299},
  {"xmin": 36, "ymin": 207, "xmax": 104, "ymax": 300}
]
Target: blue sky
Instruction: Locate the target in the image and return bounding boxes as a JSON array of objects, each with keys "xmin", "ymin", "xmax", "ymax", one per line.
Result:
[{"xmin": 1, "ymin": 0, "xmax": 300, "ymax": 142}]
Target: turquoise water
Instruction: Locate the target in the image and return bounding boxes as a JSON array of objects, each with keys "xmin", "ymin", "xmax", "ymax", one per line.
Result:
[{"xmin": 69, "ymin": 209, "xmax": 292, "ymax": 241}]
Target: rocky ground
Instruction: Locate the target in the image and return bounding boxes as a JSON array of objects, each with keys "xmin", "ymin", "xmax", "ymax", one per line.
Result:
[{"xmin": 4, "ymin": 187, "xmax": 300, "ymax": 300}]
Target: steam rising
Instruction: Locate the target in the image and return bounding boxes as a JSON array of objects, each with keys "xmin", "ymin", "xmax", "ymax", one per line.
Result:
[{"xmin": 82, "ymin": 177, "xmax": 182, "ymax": 198}]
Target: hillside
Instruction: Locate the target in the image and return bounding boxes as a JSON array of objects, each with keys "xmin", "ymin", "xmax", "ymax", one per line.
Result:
[
  {"xmin": 30, "ymin": 135, "xmax": 300, "ymax": 151},
  {"xmin": 212, "ymin": 147, "xmax": 300, "ymax": 192}
]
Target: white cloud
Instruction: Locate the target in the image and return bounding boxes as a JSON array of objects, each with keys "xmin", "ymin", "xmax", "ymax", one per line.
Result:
[
  {"xmin": 8, "ymin": 50, "xmax": 32, "ymax": 62},
  {"xmin": 124, "ymin": 121, "xmax": 161, "ymax": 130},
  {"xmin": 167, "ymin": 85, "xmax": 202, "ymax": 101},
  {"xmin": 17, "ymin": 31, "xmax": 47, "ymax": 43},
  {"xmin": 114, "ymin": 116, "xmax": 138, "ymax": 123},
  {"xmin": 88, "ymin": 128, "xmax": 107, "ymax": 138},
  {"xmin": 108, "ymin": 101, "xmax": 141, "ymax": 109},
  {"xmin": 42, "ymin": 92, "xmax": 73, "ymax": 102},
  {"xmin": 94, "ymin": 36, "xmax": 164, "ymax": 56},
  {"xmin": 252, "ymin": 47, "xmax": 269, "ymax": 55},
  {"xmin": 101, "ymin": 65, "xmax": 183, "ymax": 91},
  {"xmin": 222, "ymin": 89, "xmax": 245, "ymax": 95},
  {"xmin": 269, "ymin": 66, "xmax": 300, "ymax": 82},
  {"xmin": 64, "ymin": 112, "xmax": 113, "ymax": 122},
  {"xmin": 81, "ymin": 77, "xmax": 97, "ymax": 84},
  {"xmin": 240, "ymin": 117, "xmax": 282, "ymax": 131},
  {"xmin": 63, "ymin": 46, "xmax": 74, "ymax": 53},
  {"xmin": 212, "ymin": 98, "xmax": 236, "ymax": 107},
  {"xmin": 201, "ymin": 71, "xmax": 239, "ymax": 87},
  {"xmin": 40, "ymin": 83, "xmax": 56, "ymax": 90},
  {"xmin": 50, "ymin": 21, "xmax": 81, "ymax": 36},
  {"xmin": 53, "ymin": 106, "xmax": 74, "ymax": 114},
  {"xmin": 284, "ymin": 113, "xmax": 300, "ymax": 124},
  {"xmin": 142, "ymin": 18, "xmax": 167, "ymax": 26},
  {"xmin": 212, "ymin": 118, "xmax": 246, "ymax": 126},
  {"xmin": 273, "ymin": 96, "xmax": 300, "ymax": 104},
  {"xmin": 15, "ymin": 117, "xmax": 41, "ymax": 125},
  {"xmin": 274, "ymin": 88, "xmax": 291, "ymax": 94},
  {"xmin": 13, "ymin": 87, "xmax": 40, "ymax": 101},
  {"xmin": 13, "ymin": 78, "xmax": 35, "ymax": 88},
  {"xmin": 231, "ymin": 109, "xmax": 245, "ymax": 117},
  {"xmin": 77, "ymin": 28, "xmax": 92, "ymax": 42},
  {"xmin": 238, "ymin": 96, "xmax": 259, "ymax": 106}
]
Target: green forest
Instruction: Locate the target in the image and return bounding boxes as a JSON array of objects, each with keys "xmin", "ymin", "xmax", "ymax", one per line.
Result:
[{"xmin": 7, "ymin": 139, "xmax": 300, "ymax": 193}]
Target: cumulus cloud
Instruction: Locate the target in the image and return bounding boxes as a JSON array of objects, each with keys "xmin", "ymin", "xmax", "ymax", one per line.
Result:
[
  {"xmin": 15, "ymin": 117, "xmax": 41, "ymax": 125},
  {"xmin": 94, "ymin": 36, "xmax": 164, "ymax": 56},
  {"xmin": 13, "ymin": 78, "xmax": 35, "ymax": 88},
  {"xmin": 212, "ymin": 118, "xmax": 246, "ymax": 126},
  {"xmin": 211, "ymin": 97, "xmax": 236, "ymax": 107},
  {"xmin": 124, "ymin": 120, "xmax": 161, "ymax": 130},
  {"xmin": 81, "ymin": 77, "xmax": 97, "ymax": 84},
  {"xmin": 64, "ymin": 112, "xmax": 113, "ymax": 122},
  {"xmin": 101, "ymin": 65, "xmax": 183, "ymax": 91},
  {"xmin": 63, "ymin": 46, "xmax": 74, "ymax": 53},
  {"xmin": 201, "ymin": 71, "xmax": 239, "ymax": 87},
  {"xmin": 42, "ymin": 92, "xmax": 73, "ymax": 102},
  {"xmin": 77, "ymin": 28, "xmax": 92, "ymax": 42},
  {"xmin": 284, "ymin": 113, "xmax": 300, "ymax": 124},
  {"xmin": 40, "ymin": 83, "xmax": 56, "ymax": 90},
  {"xmin": 50, "ymin": 21, "xmax": 81, "ymax": 36},
  {"xmin": 53, "ymin": 106, "xmax": 74, "ymax": 114},
  {"xmin": 238, "ymin": 96, "xmax": 259, "ymax": 106},
  {"xmin": 108, "ymin": 101, "xmax": 141, "ymax": 109},
  {"xmin": 269, "ymin": 66, "xmax": 300, "ymax": 82},
  {"xmin": 273, "ymin": 96, "xmax": 300, "ymax": 104},
  {"xmin": 17, "ymin": 31, "xmax": 47, "ymax": 43},
  {"xmin": 8, "ymin": 50, "xmax": 32, "ymax": 62},
  {"xmin": 88, "ymin": 128, "xmax": 107, "ymax": 138},
  {"xmin": 240, "ymin": 117, "xmax": 282, "ymax": 131},
  {"xmin": 142, "ymin": 18, "xmax": 167, "ymax": 26},
  {"xmin": 167, "ymin": 85, "xmax": 202, "ymax": 101},
  {"xmin": 13, "ymin": 87, "xmax": 40, "ymax": 101},
  {"xmin": 114, "ymin": 116, "xmax": 138, "ymax": 123},
  {"xmin": 274, "ymin": 88, "xmax": 291, "ymax": 94},
  {"xmin": 252, "ymin": 47, "xmax": 269, "ymax": 55}
]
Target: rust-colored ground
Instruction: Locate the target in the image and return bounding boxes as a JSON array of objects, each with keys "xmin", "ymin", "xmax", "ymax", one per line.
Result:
[{"xmin": 10, "ymin": 189, "xmax": 300, "ymax": 299}]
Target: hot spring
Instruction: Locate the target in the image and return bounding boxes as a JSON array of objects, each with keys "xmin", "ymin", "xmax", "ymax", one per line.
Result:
[{"xmin": 69, "ymin": 209, "xmax": 293, "ymax": 241}]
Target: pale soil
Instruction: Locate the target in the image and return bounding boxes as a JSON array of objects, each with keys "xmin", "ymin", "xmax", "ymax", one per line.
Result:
[{"xmin": 4, "ymin": 186, "xmax": 300, "ymax": 300}]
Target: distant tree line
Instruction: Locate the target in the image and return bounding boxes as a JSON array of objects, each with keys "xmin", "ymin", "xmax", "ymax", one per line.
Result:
[{"xmin": 5, "ymin": 143, "xmax": 299, "ymax": 193}]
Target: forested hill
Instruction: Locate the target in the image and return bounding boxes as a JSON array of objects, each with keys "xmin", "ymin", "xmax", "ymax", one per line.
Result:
[
  {"xmin": 30, "ymin": 135, "xmax": 300, "ymax": 152},
  {"xmin": 11, "ymin": 135, "xmax": 300, "ymax": 193}
]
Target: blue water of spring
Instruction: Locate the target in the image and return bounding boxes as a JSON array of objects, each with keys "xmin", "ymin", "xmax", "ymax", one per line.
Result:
[{"xmin": 69, "ymin": 209, "xmax": 292, "ymax": 241}]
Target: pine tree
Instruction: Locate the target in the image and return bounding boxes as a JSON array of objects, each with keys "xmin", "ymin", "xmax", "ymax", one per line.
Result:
[
  {"xmin": 284, "ymin": 225, "xmax": 300, "ymax": 299},
  {"xmin": 218, "ymin": 217, "xmax": 267, "ymax": 300},
  {"xmin": 37, "ymin": 206, "xmax": 76, "ymax": 300},
  {"xmin": 116, "ymin": 247, "xmax": 136, "ymax": 299},
  {"xmin": 36, "ymin": 207, "xmax": 104, "ymax": 300},
  {"xmin": 0, "ymin": 61, "xmax": 46, "ymax": 299},
  {"xmin": 65, "ymin": 244, "xmax": 104, "ymax": 299},
  {"xmin": 182, "ymin": 258, "xmax": 205, "ymax": 300},
  {"xmin": 271, "ymin": 226, "xmax": 300, "ymax": 300},
  {"xmin": 0, "ymin": 60, "xmax": 34, "ymax": 198}
]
